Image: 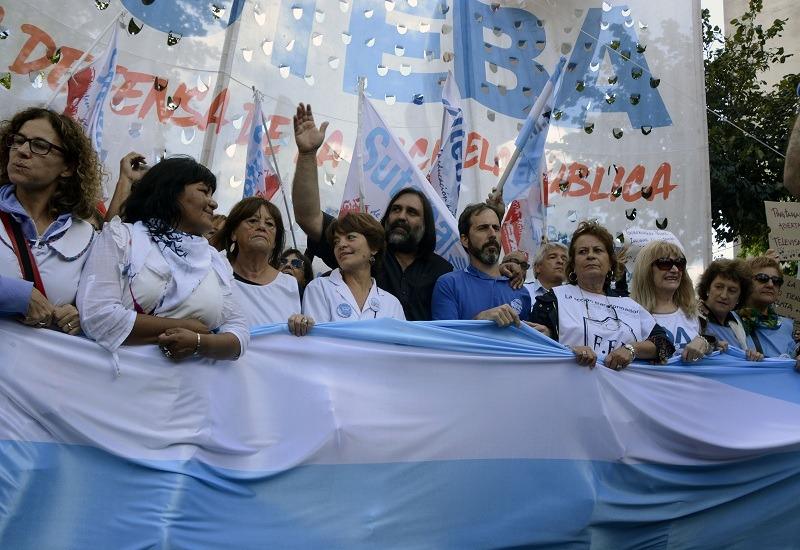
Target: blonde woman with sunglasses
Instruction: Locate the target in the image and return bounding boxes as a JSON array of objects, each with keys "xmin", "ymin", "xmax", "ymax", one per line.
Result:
[{"xmin": 631, "ymin": 240, "xmax": 716, "ymax": 363}]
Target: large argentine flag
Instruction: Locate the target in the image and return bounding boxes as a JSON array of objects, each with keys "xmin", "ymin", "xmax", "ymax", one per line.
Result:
[
  {"xmin": 340, "ymin": 92, "xmax": 469, "ymax": 270},
  {"xmin": 1, "ymin": 319, "xmax": 800, "ymax": 548}
]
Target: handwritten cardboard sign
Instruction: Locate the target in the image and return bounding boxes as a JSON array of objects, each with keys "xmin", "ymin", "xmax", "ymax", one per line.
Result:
[
  {"xmin": 775, "ymin": 276, "xmax": 800, "ymax": 325},
  {"xmin": 765, "ymin": 201, "xmax": 800, "ymax": 261},
  {"xmin": 621, "ymin": 228, "xmax": 684, "ymax": 272}
]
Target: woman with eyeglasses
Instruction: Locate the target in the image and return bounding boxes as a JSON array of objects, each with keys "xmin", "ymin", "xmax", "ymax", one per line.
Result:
[
  {"xmin": 210, "ymin": 197, "xmax": 301, "ymax": 327},
  {"xmin": 0, "ymin": 107, "xmax": 102, "ymax": 335},
  {"xmin": 294, "ymin": 213, "xmax": 405, "ymax": 335},
  {"xmin": 695, "ymin": 259, "xmax": 763, "ymax": 361},
  {"xmin": 77, "ymin": 156, "xmax": 248, "ymax": 363},
  {"xmin": 531, "ymin": 221, "xmax": 674, "ymax": 370},
  {"xmin": 739, "ymin": 256, "xmax": 798, "ymax": 362},
  {"xmin": 630, "ymin": 240, "xmax": 717, "ymax": 362},
  {"xmin": 279, "ymin": 248, "xmax": 314, "ymax": 297}
]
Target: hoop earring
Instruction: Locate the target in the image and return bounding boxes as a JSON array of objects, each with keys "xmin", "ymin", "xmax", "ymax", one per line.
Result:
[
  {"xmin": 568, "ymin": 271, "xmax": 577, "ymax": 284},
  {"xmin": 369, "ymin": 254, "xmax": 376, "ymax": 265}
]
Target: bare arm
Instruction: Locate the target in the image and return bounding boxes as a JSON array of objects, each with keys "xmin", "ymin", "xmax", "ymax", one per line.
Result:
[
  {"xmin": 124, "ymin": 315, "xmax": 210, "ymax": 345},
  {"xmin": 292, "ymin": 103, "xmax": 329, "ymax": 241},
  {"xmin": 784, "ymin": 115, "xmax": 800, "ymax": 198},
  {"xmin": 105, "ymin": 152, "xmax": 148, "ymax": 221}
]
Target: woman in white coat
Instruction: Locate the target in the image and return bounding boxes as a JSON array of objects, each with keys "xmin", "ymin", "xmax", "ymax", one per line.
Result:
[{"xmin": 289, "ymin": 212, "xmax": 404, "ymax": 336}]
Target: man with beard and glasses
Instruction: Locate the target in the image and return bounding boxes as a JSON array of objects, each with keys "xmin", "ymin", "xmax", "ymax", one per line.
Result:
[
  {"xmin": 431, "ymin": 204, "xmax": 532, "ymax": 326},
  {"xmin": 291, "ymin": 103, "xmax": 453, "ymax": 321}
]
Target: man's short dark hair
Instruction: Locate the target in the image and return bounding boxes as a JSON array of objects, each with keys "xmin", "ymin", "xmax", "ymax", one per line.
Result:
[
  {"xmin": 457, "ymin": 203, "xmax": 502, "ymax": 237},
  {"xmin": 380, "ymin": 188, "xmax": 437, "ymax": 257}
]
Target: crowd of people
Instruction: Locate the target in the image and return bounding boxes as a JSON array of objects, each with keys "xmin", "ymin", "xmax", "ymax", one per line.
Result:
[{"xmin": 1, "ymin": 105, "xmax": 798, "ymax": 370}]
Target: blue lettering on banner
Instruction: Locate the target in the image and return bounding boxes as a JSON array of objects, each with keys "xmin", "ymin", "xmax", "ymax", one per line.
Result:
[
  {"xmin": 444, "ymin": 99, "xmax": 465, "ymax": 185},
  {"xmin": 553, "ymin": 6, "xmax": 671, "ymax": 128},
  {"xmin": 453, "ymin": 0, "xmax": 550, "ymax": 119},
  {"xmin": 364, "ymin": 128, "xmax": 416, "ymax": 197},
  {"xmin": 272, "ymin": 0, "xmax": 316, "ymax": 78},
  {"xmin": 343, "ymin": 0, "xmax": 447, "ymax": 102}
]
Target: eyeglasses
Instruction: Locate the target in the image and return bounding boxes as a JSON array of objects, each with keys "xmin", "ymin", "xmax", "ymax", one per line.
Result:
[
  {"xmin": 753, "ymin": 273, "xmax": 784, "ymax": 287},
  {"xmin": 652, "ymin": 257, "xmax": 687, "ymax": 272},
  {"xmin": 6, "ymin": 133, "xmax": 66, "ymax": 156},
  {"xmin": 503, "ymin": 258, "xmax": 530, "ymax": 271},
  {"xmin": 280, "ymin": 258, "xmax": 304, "ymax": 269}
]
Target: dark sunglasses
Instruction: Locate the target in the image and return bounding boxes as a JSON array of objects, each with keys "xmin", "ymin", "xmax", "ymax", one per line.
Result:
[
  {"xmin": 753, "ymin": 273, "xmax": 784, "ymax": 286},
  {"xmin": 652, "ymin": 257, "xmax": 687, "ymax": 272},
  {"xmin": 280, "ymin": 258, "xmax": 304, "ymax": 269},
  {"xmin": 7, "ymin": 133, "xmax": 66, "ymax": 156}
]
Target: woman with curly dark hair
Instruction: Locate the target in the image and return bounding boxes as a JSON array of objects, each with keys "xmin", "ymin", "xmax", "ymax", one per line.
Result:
[
  {"xmin": 77, "ymin": 156, "xmax": 248, "ymax": 364},
  {"xmin": 0, "ymin": 107, "xmax": 102, "ymax": 335},
  {"xmin": 531, "ymin": 220, "xmax": 674, "ymax": 370}
]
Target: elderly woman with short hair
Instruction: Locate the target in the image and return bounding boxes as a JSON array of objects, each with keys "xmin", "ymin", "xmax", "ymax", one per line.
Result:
[
  {"xmin": 291, "ymin": 213, "xmax": 405, "ymax": 335},
  {"xmin": 531, "ymin": 220, "xmax": 674, "ymax": 370},
  {"xmin": 739, "ymin": 256, "xmax": 797, "ymax": 361}
]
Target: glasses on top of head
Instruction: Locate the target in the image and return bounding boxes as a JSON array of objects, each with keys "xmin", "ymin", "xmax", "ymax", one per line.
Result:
[
  {"xmin": 652, "ymin": 257, "xmax": 687, "ymax": 272},
  {"xmin": 6, "ymin": 133, "xmax": 67, "ymax": 156},
  {"xmin": 280, "ymin": 258, "xmax": 304, "ymax": 269},
  {"xmin": 753, "ymin": 273, "xmax": 784, "ymax": 287}
]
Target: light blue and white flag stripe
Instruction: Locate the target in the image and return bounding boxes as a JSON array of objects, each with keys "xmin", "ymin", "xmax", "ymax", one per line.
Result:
[{"xmin": 1, "ymin": 319, "xmax": 799, "ymax": 549}]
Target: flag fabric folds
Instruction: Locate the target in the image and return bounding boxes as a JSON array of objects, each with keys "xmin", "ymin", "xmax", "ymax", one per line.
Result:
[
  {"xmin": 63, "ymin": 23, "xmax": 119, "ymax": 199},
  {"xmin": 243, "ymin": 94, "xmax": 280, "ymax": 200},
  {"xmin": 1, "ymin": 319, "xmax": 800, "ymax": 549},
  {"xmin": 340, "ymin": 92, "xmax": 469, "ymax": 269},
  {"xmin": 427, "ymin": 71, "xmax": 464, "ymax": 218}
]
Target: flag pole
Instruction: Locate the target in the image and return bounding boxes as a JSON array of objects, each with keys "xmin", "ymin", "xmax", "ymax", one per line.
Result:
[
  {"xmin": 44, "ymin": 11, "xmax": 125, "ymax": 109},
  {"xmin": 491, "ymin": 57, "xmax": 566, "ymax": 202},
  {"xmin": 356, "ymin": 77, "xmax": 367, "ymax": 213},
  {"xmin": 256, "ymin": 88, "xmax": 298, "ymax": 249}
]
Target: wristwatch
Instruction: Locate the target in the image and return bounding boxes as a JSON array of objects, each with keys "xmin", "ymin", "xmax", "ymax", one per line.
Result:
[{"xmin": 622, "ymin": 343, "xmax": 636, "ymax": 362}]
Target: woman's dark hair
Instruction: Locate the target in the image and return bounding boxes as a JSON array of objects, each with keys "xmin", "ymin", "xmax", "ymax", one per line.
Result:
[
  {"xmin": 696, "ymin": 259, "xmax": 753, "ymax": 309},
  {"xmin": 326, "ymin": 212, "xmax": 386, "ymax": 273},
  {"xmin": 122, "ymin": 156, "xmax": 215, "ymax": 236},
  {"xmin": 211, "ymin": 197, "xmax": 284, "ymax": 268},
  {"xmin": 0, "ymin": 107, "xmax": 103, "ymax": 220},
  {"xmin": 280, "ymin": 248, "xmax": 314, "ymax": 291},
  {"xmin": 565, "ymin": 220, "xmax": 618, "ymax": 283},
  {"xmin": 380, "ymin": 188, "xmax": 437, "ymax": 257}
]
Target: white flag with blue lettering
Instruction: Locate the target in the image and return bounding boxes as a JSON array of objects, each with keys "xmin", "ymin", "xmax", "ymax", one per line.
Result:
[
  {"xmin": 341, "ymin": 92, "xmax": 468, "ymax": 270},
  {"xmin": 427, "ymin": 71, "xmax": 464, "ymax": 218}
]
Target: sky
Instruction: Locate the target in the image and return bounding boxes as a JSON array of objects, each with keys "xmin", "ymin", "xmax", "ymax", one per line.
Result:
[{"xmin": 703, "ymin": 0, "xmax": 726, "ymax": 31}]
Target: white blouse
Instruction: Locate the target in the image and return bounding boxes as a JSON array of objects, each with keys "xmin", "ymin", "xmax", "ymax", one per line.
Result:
[
  {"xmin": 553, "ymin": 285, "xmax": 656, "ymax": 361},
  {"xmin": 77, "ymin": 218, "xmax": 249, "ymax": 353},
  {"xmin": 0, "ymin": 215, "xmax": 94, "ymax": 307},
  {"xmin": 302, "ymin": 268, "xmax": 405, "ymax": 323},
  {"xmin": 233, "ymin": 272, "xmax": 302, "ymax": 327},
  {"xmin": 652, "ymin": 309, "xmax": 701, "ymax": 351}
]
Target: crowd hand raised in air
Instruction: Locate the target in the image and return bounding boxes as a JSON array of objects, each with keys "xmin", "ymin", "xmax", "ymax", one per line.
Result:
[
  {"xmin": 294, "ymin": 103, "xmax": 329, "ymax": 154},
  {"xmin": 288, "ymin": 314, "xmax": 315, "ymax": 336}
]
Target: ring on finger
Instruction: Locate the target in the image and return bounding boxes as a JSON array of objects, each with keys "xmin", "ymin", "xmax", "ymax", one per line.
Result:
[
  {"xmin": 37, "ymin": 321, "xmax": 47, "ymax": 328},
  {"xmin": 66, "ymin": 322, "xmax": 73, "ymax": 330}
]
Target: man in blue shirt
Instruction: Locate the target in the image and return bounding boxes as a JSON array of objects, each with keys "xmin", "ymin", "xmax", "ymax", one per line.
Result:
[{"xmin": 432, "ymin": 203, "xmax": 532, "ymax": 326}]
